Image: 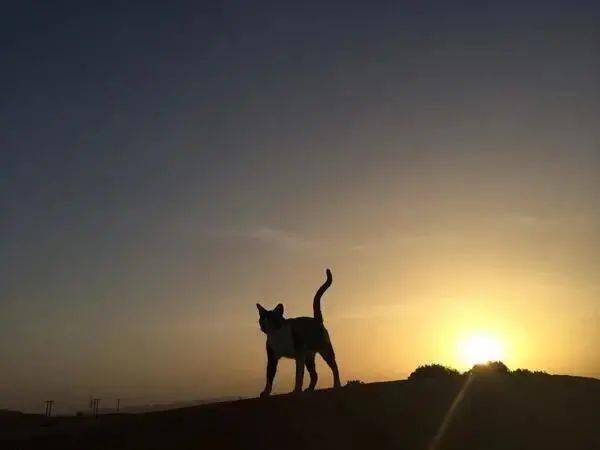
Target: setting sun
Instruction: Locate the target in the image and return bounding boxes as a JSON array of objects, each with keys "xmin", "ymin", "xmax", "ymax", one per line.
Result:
[{"xmin": 459, "ymin": 334, "xmax": 505, "ymax": 367}]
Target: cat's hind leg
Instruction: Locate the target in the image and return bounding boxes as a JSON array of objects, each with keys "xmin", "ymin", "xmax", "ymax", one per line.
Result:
[
  {"xmin": 294, "ymin": 353, "xmax": 306, "ymax": 393},
  {"xmin": 305, "ymin": 352, "xmax": 318, "ymax": 391},
  {"xmin": 319, "ymin": 344, "xmax": 341, "ymax": 388}
]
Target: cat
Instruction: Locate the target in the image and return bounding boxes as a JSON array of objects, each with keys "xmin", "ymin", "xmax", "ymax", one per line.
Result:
[{"xmin": 256, "ymin": 268, "xmax": 341, "ymax": 397}]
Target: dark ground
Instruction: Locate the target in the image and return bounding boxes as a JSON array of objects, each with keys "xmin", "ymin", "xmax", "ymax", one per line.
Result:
[{"xmin": 2, "ymin": 373, "xmax": 599, "ymax": 450}]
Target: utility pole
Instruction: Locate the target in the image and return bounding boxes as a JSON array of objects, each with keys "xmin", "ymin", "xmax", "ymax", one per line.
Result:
[
  {"xmin": 116, "ymin": 398, "xmax": 121, "ymax": 413},
  {"xmin": 91, "ymin": 398, "xmax": 100, "ymax": 418},
  {"xmin": 44, "ymin": 400, "xmax": 54, "ymax": 417}
]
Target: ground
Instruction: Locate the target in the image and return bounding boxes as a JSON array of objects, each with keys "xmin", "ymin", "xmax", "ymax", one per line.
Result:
[{"xmin": 2, "ymin": 373, "xmax": 599, "ymax": 450}]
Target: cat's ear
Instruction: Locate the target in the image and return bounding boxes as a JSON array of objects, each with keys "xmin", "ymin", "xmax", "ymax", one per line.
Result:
[
  {"xmin": 256, "ymin": 303, "xmax": 267, "ymax": 316},
  {"xmin": 274, "ymin": 303, "xmax": 284, "ymax": 316}
]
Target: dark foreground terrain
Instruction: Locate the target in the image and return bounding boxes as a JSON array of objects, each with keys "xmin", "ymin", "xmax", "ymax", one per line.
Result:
[{"xmin": 2, "ymin": 373, "xmax": 599, "ymax": 450}]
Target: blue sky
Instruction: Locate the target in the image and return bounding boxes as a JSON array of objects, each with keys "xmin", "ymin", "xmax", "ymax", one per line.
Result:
[{"xmin": 1, "ymin": 1, "xmax": 599, "ymax": 412}]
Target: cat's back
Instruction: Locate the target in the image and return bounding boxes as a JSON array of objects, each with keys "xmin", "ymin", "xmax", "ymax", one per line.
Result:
[
  {"xmin": 287, "ymin": 316, "xmax": 323, "ymax": 330},
  {"xmin": 287, "ymin": 316, "xmax": 330, "ymax": 348}
]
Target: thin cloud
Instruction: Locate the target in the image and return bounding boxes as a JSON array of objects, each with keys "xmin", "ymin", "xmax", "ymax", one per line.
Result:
[
  {"xmin": 248, "ymin": 226, "xmax": 312, "ymax": 250},
  {"xmin": 503, "ymin": 214, "xmax": 593, "ymax": 228},
  {"xmin": 202, "ymin": 225, "xmax": 314, "ymax": 251}
]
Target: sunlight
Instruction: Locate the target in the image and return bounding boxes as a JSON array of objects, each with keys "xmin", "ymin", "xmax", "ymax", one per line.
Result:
[{"xmin": 459, "ymin": 334, "xmax": 505, "ymax": 367}]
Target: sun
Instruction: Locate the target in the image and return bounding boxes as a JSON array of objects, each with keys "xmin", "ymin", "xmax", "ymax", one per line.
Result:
[{"xmin": 459, "ymin": 334, "xmax": 505, "ymax": 367}]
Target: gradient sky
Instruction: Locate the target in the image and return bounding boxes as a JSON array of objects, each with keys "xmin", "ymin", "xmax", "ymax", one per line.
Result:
[{"xmin": 1, "ymin": 1, "xmax": 599, "ymax": 413}]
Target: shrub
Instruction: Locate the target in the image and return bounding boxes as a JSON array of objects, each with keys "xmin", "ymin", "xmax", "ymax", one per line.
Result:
[
  {"xmin": 512, "ymin": 368, "xmax": 549, "ymax": 377},
  {"xmin": 345, "ymin": 380, "xmax": 364, "ymax": 387},
  {"xmin": 409, "ymin": 364, "xmax": 463, "ymax": 381},
  {"xmin": 468, "ymin": 360, "xmax": 510, "ymax": 375}
]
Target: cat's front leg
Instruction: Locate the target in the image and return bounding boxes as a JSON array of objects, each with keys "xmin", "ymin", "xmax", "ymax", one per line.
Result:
[
  {"xmin": 293, "ymin": 353, "xmax": 306, "ymax": 393},
  {"xmin": 261, "ymin": 344, "xmax": 278, "ymax": 398}
]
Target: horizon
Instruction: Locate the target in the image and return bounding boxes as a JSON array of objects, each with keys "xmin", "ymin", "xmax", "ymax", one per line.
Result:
[
  {"xmin": 3, "ymin": 361, "xmax": 594, "ymax": 416},
  {"xmin": 2, "ymin": 1, "xmax": 599, "ymax": 415}
]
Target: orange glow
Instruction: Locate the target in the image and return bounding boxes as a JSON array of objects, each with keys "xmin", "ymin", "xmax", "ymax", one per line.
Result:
[{"xmin": 458, "ymin": 333, "xmax": 505, "ymax": 367}]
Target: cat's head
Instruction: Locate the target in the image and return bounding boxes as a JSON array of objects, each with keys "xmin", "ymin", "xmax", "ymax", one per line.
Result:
[{"xmin": 256, "ymin": 303, "xmax": 284, "ymax": 334}]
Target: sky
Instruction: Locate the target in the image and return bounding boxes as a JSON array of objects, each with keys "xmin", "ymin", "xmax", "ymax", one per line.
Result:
[{"xmin": 1, "ymin": 1, "xmax": 599, "ymax": 413}]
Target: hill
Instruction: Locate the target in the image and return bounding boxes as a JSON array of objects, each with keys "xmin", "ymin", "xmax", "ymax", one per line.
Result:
[{"xmin": 1, "ymin": 373, "xmax": 598, "ymax": 450}]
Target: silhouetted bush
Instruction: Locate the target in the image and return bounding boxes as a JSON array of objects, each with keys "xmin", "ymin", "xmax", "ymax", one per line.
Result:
[
  {"xmin": 512, "ymin": 368, "xmax": 549, "ymax": 377},
  {"xmin": 409, "ymin": 361, "xmax": 551, "ymax": 382},
  {"xmin": 345, "ymin": 380, "xmax": 364, "ymax": 387},
  {"xmin": 409, "ymin": 364, "xmax": 463, "ymax": 381},
  {"xmin": 467, "ymin": 361, "xmax": 510, "ymax": 375}
]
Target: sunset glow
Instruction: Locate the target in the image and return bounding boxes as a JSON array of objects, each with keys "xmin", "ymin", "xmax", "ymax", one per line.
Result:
[
  {"xmin": 2, "ymin": 2, "xmax": 600, "ymax": 416},
  {"xmin": 459, "ymin": 334, "xmax": 505, "ymax": 367}
]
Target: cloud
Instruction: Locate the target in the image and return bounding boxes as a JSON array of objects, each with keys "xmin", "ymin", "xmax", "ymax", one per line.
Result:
[
  {"xmin": 247, "ymin": 226, "xmax": 312, "ymax": 250},
  {"xmin": 202, "ymin": 225, "xmax": 313, "ymax": 251},
  {"xmin": 503, "ymin": 214, "xmax": 592, "ymax": 228}
]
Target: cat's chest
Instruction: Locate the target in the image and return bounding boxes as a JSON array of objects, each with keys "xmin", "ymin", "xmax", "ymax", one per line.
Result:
[{"xmin": 267, "ymin": 324, "xmax": 296, "ymax": 358}]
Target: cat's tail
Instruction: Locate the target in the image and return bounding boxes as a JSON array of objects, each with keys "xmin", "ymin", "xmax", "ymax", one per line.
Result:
[{"xmin": 313, "ymin": 269, "xmax": 333, "ymax": 323}]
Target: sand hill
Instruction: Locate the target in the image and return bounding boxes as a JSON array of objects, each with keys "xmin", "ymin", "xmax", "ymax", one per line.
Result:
[{"xmin": 1, "ymin": 372, "xmax": 598, "ymax": 450}]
